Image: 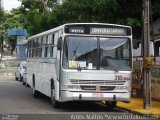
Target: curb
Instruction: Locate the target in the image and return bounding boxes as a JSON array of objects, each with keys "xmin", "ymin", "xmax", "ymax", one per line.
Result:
[{"xmin": 99, "ymin": 101, "xmax": 159, "ymax": 119}]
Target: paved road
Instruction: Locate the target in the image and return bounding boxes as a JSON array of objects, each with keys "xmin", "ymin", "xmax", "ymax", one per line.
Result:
[{"xmin": 0, "ymin": 77, "xmax": 152, "ymax": 120}]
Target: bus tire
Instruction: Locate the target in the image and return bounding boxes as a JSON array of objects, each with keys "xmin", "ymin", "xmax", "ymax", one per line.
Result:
[
  {"xmin": 106, "ymin": 101, "xmax": 117, "ymax": 109},
  {"xmin": 51, "ymin": 83, "xmax": 60, "ymax": 108},
  {"xmin": 32, "ymin": 85, "xmax": 40, "ymax": 98},
  {"xmin": 25, "ymin": 82, "xmax": 29, "ymax": 87},
  {"xmin": 22, "ymin": 77, "xmax": 25, "ymax": 85}
]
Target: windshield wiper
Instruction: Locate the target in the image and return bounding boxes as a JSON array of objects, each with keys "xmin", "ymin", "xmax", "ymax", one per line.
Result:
[
  {"xmin": 72, "ymin": 42, "xmax": 80, "ymax": 60},
  {"xmin": 105, "ymin": 65, "xmax": 119, "ymax": 73},
  {"xmin": 111, "ymin": 65, "xmax": 119, "ymax": 72}
]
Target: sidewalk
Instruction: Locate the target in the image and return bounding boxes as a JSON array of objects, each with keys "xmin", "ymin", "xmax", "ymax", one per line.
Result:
[
  {"xmin": 0, "ymin": 69, "xmax": 15, "ymax": 77},
  {"xmin": 1, "ymin": 55, "xmax": 17, "ymax": 62},
  {"xmin": 0, "ymin": 52, "xmax": 17, "ymax": 77},
  {"xmin": 117, "ymin": 98, "xmax": 160, "ymax": 119}
]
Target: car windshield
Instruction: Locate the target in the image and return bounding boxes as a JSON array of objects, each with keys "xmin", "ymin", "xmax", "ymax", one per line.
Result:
[
  {"xmin": 21, "ymin": 62, "xmax": 27, "ymax": 69},
  {"xmin": 62, "ymin": 36, "xmax": 131, "ymax": 71}
]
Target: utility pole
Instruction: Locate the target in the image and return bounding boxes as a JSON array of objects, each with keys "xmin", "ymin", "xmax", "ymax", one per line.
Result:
[{"xmin": 143, "ymin": 0, "xmax": 152, "ymax": 109}]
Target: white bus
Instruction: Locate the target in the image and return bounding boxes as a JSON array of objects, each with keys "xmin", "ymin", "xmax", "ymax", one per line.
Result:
[{"xmin": 27, "ymin": 23, "xmax": 132, "ymax": 109}]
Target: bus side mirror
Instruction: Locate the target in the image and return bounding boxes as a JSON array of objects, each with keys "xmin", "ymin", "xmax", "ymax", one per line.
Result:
[{"xmin": 57, "ymin": 37, "xmax": 62, "ymax": 50}]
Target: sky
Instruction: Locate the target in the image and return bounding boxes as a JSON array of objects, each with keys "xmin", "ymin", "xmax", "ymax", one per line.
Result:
[{"xmin": 3, "ymin": 0, "xmax": 21, "ymax": 11}]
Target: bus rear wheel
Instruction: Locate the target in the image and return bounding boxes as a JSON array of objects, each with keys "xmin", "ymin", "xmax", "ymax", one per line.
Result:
[
  {"xmin": 25, "ymin": 82, "xmax": 29, "ymax": 87},
  {"xmin": 32, "ymin": 85, "xmax": 40, "ymax": 98},
  {"xmin": 15, "ymin": 73, "xmax": 18, "ymax": 81},
  {"xmin": 22, "ymin": 77, "xmax": 25, "ymax": 85},
  {"xmin": 51, "ymin": 89, "xmax": 60, "ymax": 108},
  {"xmin": 106, "ymin": 101, "xmax": 117, "ymax": 109}
]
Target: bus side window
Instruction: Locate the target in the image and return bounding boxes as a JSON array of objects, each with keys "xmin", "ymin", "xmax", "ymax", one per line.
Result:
[
  {"xmin": 38, "ymin": 48, "xmax": 42, "ymax": 57},
  {"xmin": 41, "ymin": 37, "xmax": 43, "ymax": 46},
  {"xmin": 50, "ymin": 46, "xmax": 53, "ymax": 57},
  {"xmin": 32, "ymin": 49, "xmax": 34, "ymax": 57},
  {"xmin": 155, "ymin": 41, "xmax": 160, "ymax": 56},
  {"xmin": 54, "ymin": 32, "xmax": 59, "ymax": 45},
  {"xmin": 52, "ymin": 34, "xmax": 55, "ymax": 45},
  {"xmin": 44, "ymin": 47, "xmax": 48, "ymax": 57}
]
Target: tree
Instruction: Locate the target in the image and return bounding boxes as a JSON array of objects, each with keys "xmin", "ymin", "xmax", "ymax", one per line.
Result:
[
  {"xmin": 0, "ymin": 7, "xmax": 4, "ymax": 53},
  {"xmin": 51, "ymin": 0, "xmax": 160, "ymax": 38},
  {"xmin": 0, "ymin": 7, "xmax": 3, "ymax": 21},
  {"xmin": 6, "ymin": 0, "xmax": 160, "ymax": 38},
  {"xmin": 0, "ymin": 8, "xmax": 25, "ymax": 54},
  {"xmin": 17, "ymin": 0, "xmax": 59, "ymax": 35}
]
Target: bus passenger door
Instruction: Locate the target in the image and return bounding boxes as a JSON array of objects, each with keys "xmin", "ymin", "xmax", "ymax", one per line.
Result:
[{"xmin": 54, "ymin": 32, "xmax": 61, "ymax": 100}]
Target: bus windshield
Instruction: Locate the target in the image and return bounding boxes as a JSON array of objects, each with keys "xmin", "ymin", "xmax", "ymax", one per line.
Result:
[{"xmin": 62, "ymin": 36, "xmax": 131, "ymax": 71}]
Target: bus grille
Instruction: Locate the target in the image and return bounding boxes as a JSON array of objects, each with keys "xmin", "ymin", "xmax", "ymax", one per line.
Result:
[
  {"xmin": 80, "ymin": 86, "xmax": 116, "ymax": 91},
  {"xmin": 70, "ymin": 80, "xmax": 126, "ymax": 85}
]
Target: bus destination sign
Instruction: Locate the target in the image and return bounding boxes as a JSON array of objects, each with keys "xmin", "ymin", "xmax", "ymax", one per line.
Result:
[
  {"xmin": 69, "ymin": 26, "xmax": 85, "ymax": 34},
  {"xmin": 90, "ymin": 27, "xmax": 127, "ymax": 35},
  {"xmin": 65, "ymin": 24, "xmax": 131, "ymax": 36}
]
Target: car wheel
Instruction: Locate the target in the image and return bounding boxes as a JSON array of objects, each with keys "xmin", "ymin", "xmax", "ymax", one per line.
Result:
[
  {"xmin": 22, "ymin": 77, "xmax": 25, "ymax": 85},
  {"xmin": 20, "ymin": 75, "xmax": 22, "ymax": 82},
  {"xmin": 15, "ymin": 73, "xmax": 18, "ymax": 81}
]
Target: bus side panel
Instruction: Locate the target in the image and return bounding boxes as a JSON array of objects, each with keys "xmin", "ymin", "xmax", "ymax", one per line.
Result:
[
  {"xmin": 38, "ymin": 31, "xmax": 61, "ymax": 98},
  {"xmin": 41, "ymin": 60, "xmax": 57, "ymax": 97}
]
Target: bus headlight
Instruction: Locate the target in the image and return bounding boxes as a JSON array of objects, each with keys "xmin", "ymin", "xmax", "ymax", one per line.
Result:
[{"xmin": 115, "ymin": 86, "xmax": 128, "ymax": 91}]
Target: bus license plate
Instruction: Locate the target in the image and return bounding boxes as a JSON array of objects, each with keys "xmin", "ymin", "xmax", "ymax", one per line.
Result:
[{"xmin": 92, "ymin": 93, "xmax": 104, "ymax": 97}]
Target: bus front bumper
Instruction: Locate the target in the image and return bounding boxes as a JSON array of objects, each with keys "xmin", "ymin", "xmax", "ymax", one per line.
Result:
[{"xmin": 60, "ymin": 91, "xmax": 131, "ymax": 102}]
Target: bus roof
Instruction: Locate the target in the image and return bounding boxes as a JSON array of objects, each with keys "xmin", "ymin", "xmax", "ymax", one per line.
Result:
[{"xmin": 28, "ymin": 23, "xmax": 131, "ymax": 40}]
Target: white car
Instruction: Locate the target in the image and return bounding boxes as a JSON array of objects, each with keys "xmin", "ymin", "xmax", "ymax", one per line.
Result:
[
  {"xmin": 22, "ymin": 69, "xmax": 29, "ymax": 87},
  {"xmin": 15, "ymin": 61, "xmax": 27, "ymax": 82}
]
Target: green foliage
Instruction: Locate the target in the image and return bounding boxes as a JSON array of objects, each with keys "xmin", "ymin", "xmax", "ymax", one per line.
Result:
[
  {"xmin": 0, "ymin": 7, "xmax": 4, "ymax": 21},
  {"xmin": 0, "ymin": 10, "xmax": 24, "ymax": 40},
  {"xmin": 0, "ymin": 8, "xmax": 25, "ymax": 54},
  {"xmin": 0, "ymin": 7, "xmax": 4, "ymax": 31}
]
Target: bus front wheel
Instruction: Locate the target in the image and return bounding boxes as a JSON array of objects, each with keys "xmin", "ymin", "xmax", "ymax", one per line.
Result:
[{"xmin": 51, "ymin": 89, "xmax": 60, "ymax": 108}]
